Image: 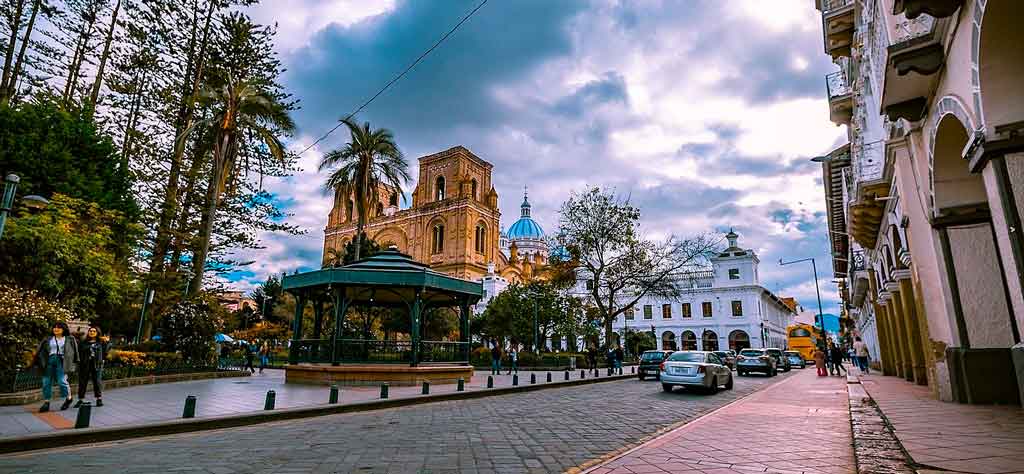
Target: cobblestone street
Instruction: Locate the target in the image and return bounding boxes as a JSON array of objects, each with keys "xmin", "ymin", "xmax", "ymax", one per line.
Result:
[{"xmin": 0, "ymin": 371, "xmax": 794, "ymax": 473}]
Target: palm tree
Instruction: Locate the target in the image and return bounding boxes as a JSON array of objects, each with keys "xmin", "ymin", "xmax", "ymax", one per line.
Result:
[
  {"xmin": 319, "ymin": 118, "xmax": 410, "ymax": 261},
  {"xmin": 178, "ymin": 75, "xmax": 295, "ymax": 296}
]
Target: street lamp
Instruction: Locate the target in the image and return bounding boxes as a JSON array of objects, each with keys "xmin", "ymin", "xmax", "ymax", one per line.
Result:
[
  {"xmin": 779, "ymin": 257, "xmax": 827, "ymax": 348},
  {"xmin": 0, "ymin": 174, "xmax": 50, "ymax": 239},
  {"xmin": 135, "ymin": 288, "xmax": 155, "ymax": 344}
]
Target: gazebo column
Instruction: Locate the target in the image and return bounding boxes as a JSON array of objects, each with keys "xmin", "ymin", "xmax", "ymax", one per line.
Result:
[
  {"xmin": 289, "ymin": 291, "xmax": 307, "ymax": 364},
  {"xmin": 313, "ymin": 299, "xmax": 324, "ymax": 340},
  {"xmin": 411, "ymin": 288, "xmax": 422, "ymax": 367},
  {"xmin": 459, "ymin": 298, "xmax": 471, "ymax": 363},
  {"xmin": 331, "ymin": 287, "xmax": 349, "ymax": 366}
]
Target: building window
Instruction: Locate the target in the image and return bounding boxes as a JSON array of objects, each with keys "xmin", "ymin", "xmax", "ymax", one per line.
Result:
[
  {"xmin": 625, "ymin": 307, "xmax": 635, "ymax": 320},
  {"xmin": 376, "ymin": 202, "xmax": 384, "ymax": 216},
  {"xmin": 701, "ymin": 302, "xmax": 713, "ymax": 318},
  {"xmin": 431, "ymin": 224, "xmax": 445, "ymax": 254},
  {"xmin": 729, "ymin": 268, "xmax": 740, "ymax": 280},
  {"xmin": 731, "ymin": 300, "xmax": 743, "ymax": 317},
  {"xmin": 585, "ymin": 279, "xmax": 594, "ymax": 290},
  {"xmin": 389, "ymin": 192, "xmax": 398, "ymax": 206},
  {"xmin": 475, "ymin": 225, "xmax": 486, "ymax": 253},
  {"xmin": 346, "ymin": 199, "xmax": 354, "ymax": 222},
  {"xmin": 643, "ymin": 305, "xmax": 653, "ymax": 319},
  {"xmin": 435, "ymin": 176, "xmax": 446, "ymax": 201},
  {"xmin": 471, "ymin": 178, "xmax": 478, "ymax": 200},
  {"xmin": 681, "ymin": 303, "xmax": 691, "ymax": 318},
  {"xmin": 482, "ymin": 290, "xmax": 488, "ymax": 299},
  {"xmin": 662, "ymin": 304, "xmax": 672, "ymax": 319}
]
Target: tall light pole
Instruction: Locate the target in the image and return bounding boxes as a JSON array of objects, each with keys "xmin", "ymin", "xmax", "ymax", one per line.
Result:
[
  {"xmin": 135, "ymin": 288, "xmax": 155, "ymax": 344},
  {"xmin": 780, "ymin": 257, "xmax": 826, "ymax": 348},
  {"xmin": 0, "ymin": 174, "xmax": 19, "ymax": 239}
]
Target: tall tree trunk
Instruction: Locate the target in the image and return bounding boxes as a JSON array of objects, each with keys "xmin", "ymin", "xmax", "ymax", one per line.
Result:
[
  {"xmin": 120, "ymin": 69, "xmax": 147, "ymax": 166},
  {"xmin": 0, "ymin": 0, "xmax": 26, "ymax": 94},
  {"xmin": 168, "ymin": 139, "xmax": 208, "ymax": 274},
  {"xmin": 87, "ymin": 0, "xmax": 121, "ymax": 109},
  {"xmin": 4, "ymin": 0, "xmax": 40, "ymax": 104},
  {"xmin": 188, "ymin": 152, "xmax": 223, "ymax": 297},
  {"xmin": 62, "ymin": 18, "xmax": 95, "ymax": 106}
]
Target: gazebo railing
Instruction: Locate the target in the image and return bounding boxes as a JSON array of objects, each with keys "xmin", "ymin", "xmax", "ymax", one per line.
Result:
[
  {"xmin": 289, "ymin": 338, "xmax": 469, "ymax": 365},
  {"xmin": 289, "ymin": 339, "xmax": 333, "ymax": 364},
  {"xmin": 419, "ymin": 341, "xmax": 470, "ymax": 363},
  {"xmin": 337, "ymin": 339, "xmax": 413, "ymax": 363}
]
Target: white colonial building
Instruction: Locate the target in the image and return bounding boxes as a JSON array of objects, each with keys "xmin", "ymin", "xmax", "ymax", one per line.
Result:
[{"xmin": 607, "ymin": 231, "xmax": 797, "ymax": 352}]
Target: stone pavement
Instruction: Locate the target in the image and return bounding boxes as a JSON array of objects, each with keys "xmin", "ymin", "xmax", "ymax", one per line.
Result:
[
  {"xmin": 585, "ymin": 369, "xmax": 856, "ymax": 474},
  {"xmin": 859, "ymin": 374, "xmax": 1024, "ymax": 474},
  {"xmin": 0, "ymin": 370, "xmax": 793, "ymax": 473},
  {"xmin": 0, "ymin": 367, "xmax": 630, "ymax": 437}
]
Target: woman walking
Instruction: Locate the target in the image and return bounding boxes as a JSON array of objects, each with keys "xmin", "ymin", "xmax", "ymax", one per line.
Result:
[
  {"xmin": 76, "ymin": 326, "xmax": 109, "ymax": 407},
  {"xmin": 853, "ymin": 337, "xmax": 870, "ymax": 374},
  {"xmin": 244, "ymin": 341, "xmax": 256, "ymax": 374},
  {"xmin": 258, "ymin": 341, "xmax": 270, "ymax": 374},
  {"xmin": 34, "ymin": 322, "xmax": 79, "ymax": 412},
  {"xmin": 813, "ymin": 346, "xmax": 827, "ymax": 377}
]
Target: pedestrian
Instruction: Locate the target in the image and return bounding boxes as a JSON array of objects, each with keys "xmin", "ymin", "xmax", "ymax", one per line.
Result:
[
  {"xmin": 853, "ymin": 337, "xmax": 870, "ymax": 374},
  {"xmin": 259, "ymin": 341, "xmax": 270, "ymax": 374},
  {"xmin": 586, "ymin": 346, "xmax": 598, "ymax": 375},
  {"xmin": 506, "ymin": 343, "xmax": 518, "ymax": 375},
  {"xmin": 244, "ymin": 341, "xmax": 256, "ymax": 374},
  {"xmin": 33, "ymin": 322, "xmax": 79, "ymax": 412},
  {"xmin": 75, "ymin": 325, "xmax": 109, "ymax": 407},
  {"xmin": 614, "ymin": 345, "xmax": 624, "ymax": 373},
  {"xmin": 490, "ymin": 341, "xmax": 502, "ymax": 375},
  {"xmin": 829, "ymin": 343, "xmax": 847, "ymax": 376},
  {"xmin": 813, "ymin": 346, "xmax": 827, "ymax": 377}
]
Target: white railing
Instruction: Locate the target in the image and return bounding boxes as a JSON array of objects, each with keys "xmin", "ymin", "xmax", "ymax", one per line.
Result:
[
  {"xmin": 854, "ymin": 140, "xmax": 885, "ymax": 183},
  {"xmin": 826, "ymin": 70, "xmax": 852, "ymax": 100},
  {"xmin": 892, "ymin": 14, "xmax": 936, "ymax": 44},
  {"xmin": 823, "ymin": 0, "xmax": 853, "ymax": 13}
]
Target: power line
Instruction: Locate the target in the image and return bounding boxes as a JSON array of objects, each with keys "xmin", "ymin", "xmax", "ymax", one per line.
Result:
[{"xmin": 295, "ymin": 0, "xmax": 489, "ymax": 157}]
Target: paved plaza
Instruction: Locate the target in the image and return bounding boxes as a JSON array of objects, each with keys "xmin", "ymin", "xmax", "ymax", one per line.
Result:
[{"xmin": 0, "ymin": 369, "xmax": 792, "ymax": 473}]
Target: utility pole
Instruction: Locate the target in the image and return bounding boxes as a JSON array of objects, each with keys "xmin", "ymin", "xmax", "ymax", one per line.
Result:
[
  {"xmin": 779, "ymin": 257, "xmax": 827, "ymax": 348},
  {"xmin": 135, "ymin": 288, "xmax": 154, "ymax": 344}
]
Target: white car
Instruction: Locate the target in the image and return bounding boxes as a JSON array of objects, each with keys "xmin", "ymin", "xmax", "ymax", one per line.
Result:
[{"xmin": 659, "ymin": 351, "xmax": 734, "ymax": 394}]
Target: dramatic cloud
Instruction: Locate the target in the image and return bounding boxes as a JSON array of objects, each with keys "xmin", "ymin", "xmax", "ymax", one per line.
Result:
[{"xmin": 229, "ymin": 0, "xmax": 847, "ymax": 314}]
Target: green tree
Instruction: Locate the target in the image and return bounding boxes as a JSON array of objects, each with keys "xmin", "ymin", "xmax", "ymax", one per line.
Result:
[
  {"xmin": 319, "ymin": 118, "xmax": 410, "ymax": 261},
  {"xmin": 159, "ymin": 294, "xmax": 224, "ymax": 363},
  {"xmin": 0, "ymin": 283, "xmax": 74, "ymax": 368},
  {"xmin": 475, "ymin": 281, "xmax": 574, "ymax": 352},
  {"xmin": 249, "ymin": 274, "xmax": 283, "ymax": 324}
]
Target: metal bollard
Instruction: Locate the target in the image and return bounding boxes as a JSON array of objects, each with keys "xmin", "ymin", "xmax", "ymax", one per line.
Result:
[
  {"xmin": 74, "ymin": 401, "xmax": 92, "ymax": 429},
  {"xmin": 380, "ymin": 383, "xmax": 389, "ymax": 399},
  {"xmin": 581, "ymin": 370, "xmax": 585, "ymax": 379},
  {"xmin": 607, "ymin": 367, "xmax": 612, "ymax": 376},
  {"xmin": 457, "ymin": 378, "xmax": 465, "ymax": 391},
  {"xmin": 329, "ymin": 385, "xmax": 339, "ymax": 404},
  {"xmin": 547, "ymin": 372, "xmax": 552, "ymax": 382},
  {"xmin": 564, "ymin": 370, "xmax": 570, "ymax": 381},
  {"xmin": 264, "ymin": 390, "xmax": 276, "ymax": 410},
  {"xmin": 631, "ymin": 366, "xmax": 636, "ymax": 374},
  {"xmin": 513, "ymin": 374, "xmax": 519, "ymax": 386},
  {"xmin": 182, "ymin": 395, "xmax": 196, "ymax": 418},
  {"xmin": 530, "ymin": 373, "xmax": 536, "ymax": 384},
  {"xmin": 422, "ymin": 381, "xmax": 430, "ymax": 395},
  {"xmin": 487, "ymin": 376, "xmax": 493, "ymax": 388}
]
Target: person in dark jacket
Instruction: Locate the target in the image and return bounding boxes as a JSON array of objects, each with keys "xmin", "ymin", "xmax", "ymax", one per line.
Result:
[
  {"xmin": 34, "ymin": 322, "xmax": 79, "ymax": 412},
  {"xmin": 490, "ymin": 341, "xmax": 502, "ymax": 375},
  {"xmin": 244, "ymin": 341, "xmax": 257, "ymax": 374},
  {"xmin": 75, "ymin": 325, "xmax": 109, "ymax": 407},
  {"xmin": 828, "ymin": 343, "xmax": 847, "ymax": 376},
  {"xmin": 614, "ymin": 346, "xmax": 624, "ymax": 373}
]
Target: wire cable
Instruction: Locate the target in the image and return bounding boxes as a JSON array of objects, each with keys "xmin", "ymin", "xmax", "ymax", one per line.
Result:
[{"xmin": 294, "ymin": 0, "xmax": 489, "ymax": 156}]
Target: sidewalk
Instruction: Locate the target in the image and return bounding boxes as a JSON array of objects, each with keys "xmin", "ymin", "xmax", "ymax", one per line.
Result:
[
  {"xmin": 584, "ymin": 369, "xmax": 856, "ymax": 474},
  {"xmin": 859, "ymin": 374, "xmax": 1024, "ymax": 474},
  {"xmin": 0, "ymin": 367, "xmax": 623, "ymax": 438}
]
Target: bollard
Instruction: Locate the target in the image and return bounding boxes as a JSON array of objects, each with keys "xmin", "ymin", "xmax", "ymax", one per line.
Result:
[
  {"xmin": 457, "ymin": 378, "xmax": 465, "ymax": 391},
  {"xmin": 487, "ymin": 376, "xmax": 493, "ymax": 388},
  {"xmin": 182, "ymin": 395, "xmax": 197, "ymax": 418},
  {"xmin": 380, "ymin": 383, "xmax": 389, "ymax": 399},
  {"xmin": 631, "ymin": 366, "xmax": 635, "ymax": 374},
  {"xmin": 581, "ymin": 370, "xmax": 585, "ymax": 379},
  {"xmin": 607, "ymin": 367, "xmax": 612, "ymax": 376},
  {"xmin": 513, "ymin": 374, "xmax": 519, "ymax": 386},
  {"xmin": 329, "ymin": 385, "xmax": 339, "ymax": 404},
  {"xmin": 547, "ymin": 372, "xmax": 552, "ymax": 383},
  {"xmin": 74, "ymin": 401, "xmax": 92, "ymax": 429},
  {"xmin": 264, "ymin": 390, "xmax": 276, "ymax": 410},
  {"xmin": 422, "ymin": 381, "xmax": 430, "ymax": 395},
  {"xmin": 530, "ymin": 373, "xmax": 536, "ymax": 384},
  {"xmin": 619, "ymin": 367, "xmax": 623, "ymax": 375},
  {"xmin": 564, "ymin": 370, "xmax": 570, "ymax": 381}
]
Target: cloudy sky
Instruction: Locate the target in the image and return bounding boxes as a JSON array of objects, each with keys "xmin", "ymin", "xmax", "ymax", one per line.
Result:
[{"xmin": 232, "ymin": 0, "xmax": 847, "ymax": 315}]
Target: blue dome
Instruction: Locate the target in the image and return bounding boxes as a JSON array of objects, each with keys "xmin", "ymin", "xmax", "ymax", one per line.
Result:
[{"xmin": 508, "ymin": 217, "xmax": 545, "ymax": 240}]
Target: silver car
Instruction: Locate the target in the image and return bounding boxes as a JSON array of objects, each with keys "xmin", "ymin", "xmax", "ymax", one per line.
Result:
[{"xmin": 659, "ymin": 351, "xmax": 734, "ymax": 393}]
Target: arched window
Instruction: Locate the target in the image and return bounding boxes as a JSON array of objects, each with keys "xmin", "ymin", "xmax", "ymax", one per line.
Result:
[
  {"xmin": 729, "ymin": 330, "xmax": 751, "ymax": 351},
  {"xmin": 681, "ymin": 331, "xmax": 697, "ymax": 350},
  {"xmin": 389, "ymin": 192, "xmax": 398, "ymax": 207},
  {"xmin": 435, "ymin": 176, "xmax": 446, "ymax": 201},
  {"xmin": 431, "ymin": 223, "xmax": 445, "ymax": 254},
  {"xmin": 471, "ymin": 178, "xmax": 478, "ymax": 200},
  {"xmin": 346, "ymin": 199, "xmax": 354, "ymax": 222},
  {"xmin": 475, "ymin": 224, "xmax": 486, "ymax": 253},
  {"xmin": 702, "ymin": 330, "xmax": 719, "ymax": 351}
]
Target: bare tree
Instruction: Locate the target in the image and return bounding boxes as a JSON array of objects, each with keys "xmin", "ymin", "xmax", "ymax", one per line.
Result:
[{"xmin": 552, "ymin": 186, "xmax": 720, "ymax": 346}]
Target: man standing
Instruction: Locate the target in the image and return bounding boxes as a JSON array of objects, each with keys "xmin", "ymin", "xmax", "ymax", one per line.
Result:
[{"xmin": 490, "ymin": 341, "xmax": 502, "ymax": 375}]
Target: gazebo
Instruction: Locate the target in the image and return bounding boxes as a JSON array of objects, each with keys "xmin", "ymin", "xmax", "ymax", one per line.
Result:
[{"xmin": 281, "ymin": 248, "xmax": 482, "ymax": 386}]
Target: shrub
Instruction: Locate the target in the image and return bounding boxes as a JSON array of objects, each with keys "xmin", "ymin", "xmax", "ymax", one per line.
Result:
[
  {"xmin": 0, "ymin": 284, "xmax": 74, "ymax": 369},
  {"xmin": 107, "ymin": 350, "xmax": 155, "ymax": 369},
  {"xmin": 119, "ymin": 340, "xmax": 164, "ymax": 353},
  {"xmin": 159, "ymin": 295, "xmax": 223, "ymax": 364}
]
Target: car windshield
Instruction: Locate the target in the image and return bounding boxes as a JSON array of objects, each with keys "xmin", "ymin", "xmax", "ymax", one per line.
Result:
[
  {"xmin": 785, "ymin": 352, "xmax": 800, "ymax": 357},
  {"xmin": 667, "ymin": 352, "xmax": 705, "ymax": 363},
  {"xmin": 740, "ymin": 350, "xmax": 763, "ymax": 357},
  {"xmin": 641, "ymin": 352, "xmax": 665, "ymax": 361}
]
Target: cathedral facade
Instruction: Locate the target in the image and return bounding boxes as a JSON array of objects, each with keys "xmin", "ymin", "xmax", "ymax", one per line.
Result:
[{"xmin": 322, "ymin": 146, "xmax": 545, "ymax": 283}]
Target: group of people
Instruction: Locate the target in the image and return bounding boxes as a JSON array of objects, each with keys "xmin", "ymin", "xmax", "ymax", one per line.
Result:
[
  {"xmin": 32, "ymin": 322, "xmax": 109, "ymax": 412},
  {"xmin": 219, "ymin": 340, "xmax": 272, "ymax": 374},
  {"xmin": 812, "ymin": 337, "xmax": 872, "ymax": 377},
  {"xmin": 488, "ymin": 341, "xmax": 519, "ymax": 375}
]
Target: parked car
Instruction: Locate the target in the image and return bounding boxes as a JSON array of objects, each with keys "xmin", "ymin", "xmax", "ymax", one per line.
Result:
[
  {"xmin": 765, "ymin": 348, "xmax": 791, "ymax": 372},
  {"xmin": 784, "ymin": 350, "xmax": 806, "ymax": 369},
  {"xmin": 712, "ymin": 350, "xmax": 736, "ymax": 370},
  {"xmin": 736, "ymin": 348, "xmax": 777, "ymax": 376},
  {"xmin": 659, "ymin": 351, "xmax": 733, "ymax": 393},
  {"xmin": 638, "ymin": 350, "xmax": 674, "ymax": 380}
]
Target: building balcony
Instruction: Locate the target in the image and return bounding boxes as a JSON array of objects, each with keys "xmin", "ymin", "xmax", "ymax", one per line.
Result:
[
  {"xmin": 846, "ymin": 141, "xmax": 889, "ymax": 249},
  {"xmin": 880, "ymin": 13, "xmax": 951, "ymax": 122},
  {"xmin": 819, "ymin": 0, "xmax": 856, "ymax": 58},
  {"xmin": 848, "ymin": 249, "xmax": 870, "ymax": 306},
  {"xmin": 826, "ymin": 70, "xmax": 854, "ymax": 125},
  {"xmin": 892, "ymin": 0, "xmax": 963, "ymax": 19}
]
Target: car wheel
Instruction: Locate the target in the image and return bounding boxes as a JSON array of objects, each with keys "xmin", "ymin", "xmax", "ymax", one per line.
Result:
[
  {"xmin": 724, "ymin": 374, "xmax": 733, "ymax": 390},
  {"xmin": 708, "ymin": 377, "xmax": 719, "ymax": 394},
  {"xmin": 737, "ymin": 370, "xmax": 745, "ymax": 377},
  {"xmin": 638, "ymin": 374, "xmax": 645, "ymax": 381},
  {"xmin": 662, "ymin": 383, "xmax": 673, "ymax": 393},
  {"xmin": 785, "ymin": 366, "xmax": 791, "ymax": 372}
]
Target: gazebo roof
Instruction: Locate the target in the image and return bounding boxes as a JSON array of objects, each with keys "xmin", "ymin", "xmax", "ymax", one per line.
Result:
[{"xmin": 282, "ymin": 248, "xmax": 483, "ymax": 307}]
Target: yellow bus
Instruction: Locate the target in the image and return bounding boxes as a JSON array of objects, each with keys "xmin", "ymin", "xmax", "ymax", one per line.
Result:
[{"xmin": 786, "ymin": 324, "xmax": 818, "ymax": 362}]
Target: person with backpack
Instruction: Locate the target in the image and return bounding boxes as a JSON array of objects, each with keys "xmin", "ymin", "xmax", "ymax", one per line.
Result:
[{"xmin": 34, "ymin": 322, "xmax": 79, "ymax": 412}]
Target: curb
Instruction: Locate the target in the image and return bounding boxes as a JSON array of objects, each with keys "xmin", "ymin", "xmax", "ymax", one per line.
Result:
[
  {"xmin": 0, "ymin": 371, "xmax": 635, "ymax": 455},
  {"xmin": 846, "ymin": 375, "xmax": 917, "ymax": 473},
  {"xmin": 569, "ymin": 371, "xmax": 802, "ymax": 474}
]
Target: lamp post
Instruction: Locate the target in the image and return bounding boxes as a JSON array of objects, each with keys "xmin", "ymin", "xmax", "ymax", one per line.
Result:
[
  {"xmin": 0, "ymin": 174, "xmax": 49, "ymax": 240},
  {"xmin": 779, "ymin": 257, "xmax": 827, "ymax": 348},
  {"xmin": 533, "ymin": 299, "xmax": 539, "ymax": 355},
  {"xmin": 135, "ymin": 288, "xmax": 155, "ymax": 344}
]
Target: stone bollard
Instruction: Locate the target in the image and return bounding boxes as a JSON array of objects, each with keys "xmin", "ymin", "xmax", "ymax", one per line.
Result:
[
  {"xmin": 581, "ymin": 370, "xmax": 585, "ymax": 379},
  {"xmin": 457, "ymin": 378, "xmax": 465, "ymax": 391},
  {"xmin": 607, "ymin": 367, "xmax": 612, "ymax": 376},
  {"xmin": 264, "ymin": 390, "xmax": 276, "ymax": 410},
  {"xmin": 329, "ymin": 385, "xmax": 339, "ymax": 404},
  {"xmin": 631, "ymin": 366, "xmax": 635, "ymax": 374},
  {"xmin": 513, "ymin": 374, "xmax": 519, "ymax": 386},
  {"xmin": 182, "ymin": 395, "xmax": 197, "ymax": 418},
  {"xmin": 547, "ymin": 372, "xmax": 552, "ymax": 382},
  {"xmin": 530, "ymin": 373, "xmax": 536, "ymax": 384},
  {"xmin": 487, "ymin": 376, "xmax": 493, "ymax": 388},
  {"xmin": 74, "ymin": 401, "xmax": 92, "ymax": 429},
  {"xmin": 380, "ymin": 383, "xmax": 389, "ymax": 399},
  {"xmin": 422, "ymin": 381, "xmax": 430, "ymax": 395},
  {"xmin": 564, "ymin": 370, "xmax": 570, "ymax": 381}
]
